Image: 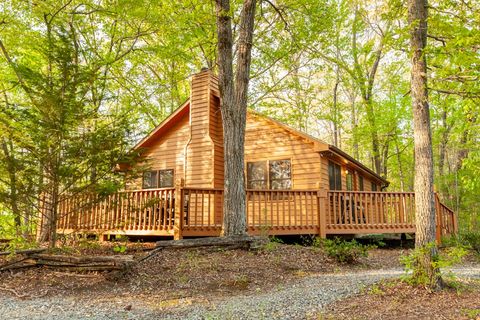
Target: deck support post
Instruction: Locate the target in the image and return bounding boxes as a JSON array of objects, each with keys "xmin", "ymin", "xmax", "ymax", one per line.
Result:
[
  {"xmin": 317, "ymin": 190, "xmax": 327, "ymax": 238},
  {"xmin": 174, "ymin": 179, "xmax": 185, "ymax": 240}
]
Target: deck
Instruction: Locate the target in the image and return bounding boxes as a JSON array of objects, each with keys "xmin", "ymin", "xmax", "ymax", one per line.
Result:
[{"xmin": 53, "ymin": 187, "xmax": 457, "ymax": 241}]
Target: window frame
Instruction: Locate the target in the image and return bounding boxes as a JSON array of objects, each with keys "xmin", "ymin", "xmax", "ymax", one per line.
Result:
[
  {"xmin": 346, "ymin": 171, "xmax": 353, "ymax": 191},
  {"xmin": 328, "ymin": 161, "xmax": 342, "ymax": 190},
  {"xmin": 371, "ymin": 182, "xmax": 378, "ymax": 191},
  {"xmin": 142, "ymin": 169, "xmax": 175, "ymax": 189},
  {"xmin": 246, "ymin": 159, "xmax": 292, "ymax": 190},
  {"xmin": 246, "ymin": 161, "xmax": 268, "ymax": 189},
  {"xmin": 358, "ymin": 175, "xmax": 364, "ymax": 191},
  {"xmin": 158, "ymin": 169, "xmax": 175, "ymax": 188}
]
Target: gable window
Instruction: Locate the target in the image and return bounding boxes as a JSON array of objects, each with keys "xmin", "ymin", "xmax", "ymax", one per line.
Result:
[
  {"xmin": 371, "ymin": 182, "xmax": 377, "ymax": 191},
  {"xmin": 142, "ymin": 169, "xmax": 174, "ymax": 189},
  {"xmin": 328, "ymin": 161, "xmax": 342, "ymax": 190},
  {"xmin": 358, "ymin": 176, "xmax": 364, "ymax": 191},
  {"xmin": 346, "ymin": 171, "xmax": 353, "ymax": 191},
  {"xmin": 247, "ymin": 159, "xmax": 291, "ymax": 189}
]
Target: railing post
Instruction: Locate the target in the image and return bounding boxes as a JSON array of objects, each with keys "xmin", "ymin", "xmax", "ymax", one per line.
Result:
[
  {"xmin": 434, "ymin": 193, "xmax": 442, "ymax": 244},
  {"xmin": 174, "ymin": 178, "xmax": 185, "ymax": 240},
  {"xmin": 317, "ymin": 190, "xmax": 327, "ymax": 238},
  {"xmin": 453, "ymin": 212, "xmax": 458, "ymax": 234}
]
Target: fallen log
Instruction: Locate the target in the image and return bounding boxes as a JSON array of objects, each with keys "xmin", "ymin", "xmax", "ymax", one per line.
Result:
[
  {"xmin": 0, "ymin": 248, "xmax": 47, "ymax": 256},
  {"xmin": 155, "ymin": 235, "xmax": 268, "ymax": 249},
  {"xmin": 0, "ymin": 253, "xmax": 134, "ymax": 273},
  {"xmin": 140, "ymin": 235, "xmax": 268, "ymax": 262}
]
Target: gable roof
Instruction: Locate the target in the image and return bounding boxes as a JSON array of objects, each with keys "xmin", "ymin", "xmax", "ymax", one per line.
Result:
[
  {"xmin": 133, "ymin": 100, "xmax": 190, "ymax": 150},
  {"xmin": 132, "ymin": 100, "xmax": 388, "ymax": 186},
  {"xmin": 247, "ymin": 111, "xmax": 388, "ymax": 185}
]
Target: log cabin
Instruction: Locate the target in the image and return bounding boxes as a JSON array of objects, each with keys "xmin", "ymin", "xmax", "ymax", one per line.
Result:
[{"xmin": 53, "ymin": 69, "xmax": 457, "ymax": 241}]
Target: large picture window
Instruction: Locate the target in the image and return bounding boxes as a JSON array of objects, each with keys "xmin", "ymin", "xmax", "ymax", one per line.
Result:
[
  {"xmin": 247, "ymin": 159, "xmax": 291, "ymax": 190},
  {"xmin": 142, "ymin": 169, "xmax": 174, "ymax": 189},
  {"xmin": 328, "ymin": 161, "xmax": 342, "ymax": 190}
]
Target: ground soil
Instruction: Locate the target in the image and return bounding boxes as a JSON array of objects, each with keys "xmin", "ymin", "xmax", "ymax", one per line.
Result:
[
  {"xmin": 0, "ymin": 241, "xmax": 404, "ymax": 300},
  {"xmin": 0, "ymin": 240, "xmax": 478, "ymax": 319},
  {"xmin": 322, "ymin": 278, "xmax": 480, "ymax": 320}
]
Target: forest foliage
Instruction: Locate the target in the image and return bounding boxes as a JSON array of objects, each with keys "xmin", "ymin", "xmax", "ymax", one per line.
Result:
[{"xmin": 0, "ymin": 0, "xmax": 478, "ymax": 241}]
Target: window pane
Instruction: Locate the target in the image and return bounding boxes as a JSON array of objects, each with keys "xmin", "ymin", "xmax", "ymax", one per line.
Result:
[
  {"xmin": 335, "ymin": 164, "xmax": 342, "ymax": 190},
  {"xmin": 142, "ymin": 171, "xmax": 157, "ymax": 189},
  {"xmin": 159, "ymin": 169, "xmax": 174, "ymax": 187},
  {"xmin": 247, "ymin": 161, "xmax": 267, "ymax": 189},
  {"xmin": 248, "ymin": 180, "xmax": 267, "ymax": 189},
  {"xmin": 359, "ymin": 176, "xmax": 364, "ymax": 191},
  {"xmin": 269, "ymin": 160, "xmax": 291, "ymax": 180},
  {"xmin": 269, "ymin": 160, "xmax": 291, "ymax": 190},
  {"xmin": 328, "ymin": 161, "xmax": 335, "ymax": 190},
  {"xmin": 371, "ymin": 182, "xmax": 377, "ymax": 191},
  {"xmin": 271, "ymin": 179, "xmax": 291, "ymax": 190},
  {"xmin": 346, "ymin": 173, "xmax": 353, "ymax": 191}
]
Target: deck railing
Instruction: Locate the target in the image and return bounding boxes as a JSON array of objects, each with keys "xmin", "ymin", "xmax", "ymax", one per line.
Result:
[
  {"xmin": 326, "ymin": 191, "xmax": 416, "ymax": 233},
  {"xmin": 57, "ymin": 188, "xmax": 176, "ymax": 233},
  {"xmin": 55, "ymin": 188, "xmax": 457, "ymax": 240}
]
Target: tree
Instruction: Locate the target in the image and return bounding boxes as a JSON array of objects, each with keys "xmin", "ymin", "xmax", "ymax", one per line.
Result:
[
  {"xmin": 408, "ymin": 0, "xmax": 443, "ymax": 289},
  {"xmin": 215, "ymin": 0, "xmax": 256, "ymax": 236},
  {"xmin": 0, "ymin": 0, "xmax": 150, "ymax": 247}
]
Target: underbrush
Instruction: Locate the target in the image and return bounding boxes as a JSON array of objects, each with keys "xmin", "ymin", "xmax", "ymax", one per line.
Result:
[
  {"xmin": 443, "ymin": 231, "xmax": 480, "ymax": 258},
  {"xmin": 320, "ymin": 237, "xmax": 376, "ymax": 264},
  {"xmin": 400, "ymin": 242, "xmax": 468, "ymax": 287}
]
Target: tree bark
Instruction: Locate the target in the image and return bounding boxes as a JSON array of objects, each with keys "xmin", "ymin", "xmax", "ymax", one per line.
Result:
[
  {"xmin": 408, "ymin": 0, "xmax": 443, "ymax": 290},
  {"xmin": 215, "ymin": 0, "xmax": 256, "ymax": 236}
]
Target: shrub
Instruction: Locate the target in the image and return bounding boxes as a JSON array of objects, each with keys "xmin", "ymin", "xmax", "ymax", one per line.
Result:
[
  {"xmin": 443, "ymin": 231, "xmax": 480, "ymax": 255},
  {"xmin": 323, "ymin": 237, "xmax": 375, "ymax": 264},
  {"xmin": 400, "ymin": 242, "xmax": 468, "ymax": 286},
  {"xmin": 461, "ymin": 231, "xmax": 480, "ymax": 254}
]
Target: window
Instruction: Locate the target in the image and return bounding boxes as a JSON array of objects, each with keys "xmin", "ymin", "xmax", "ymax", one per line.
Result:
[
  {"xmin": 247, "ymin": 159, "xmax": 291, "ymax": 189},
  {"xmin": 142, "ymin": 169, "xmax": 174, "ymax": 189},
  {"xmin": 269, "ymin": 160, "xmax": 292, "ymax": 189},
  {"xmin": 328, "ymin": 161, "xmax": 342, "ymax": 190},
  {"xmin": 371, "ymin": 182, "xmax": 377, "ymax": 191},
  {"xmin": 346, "ymin": 171, "xmax": 353, "ymax": 191},
  {"xmin": 159, "ymin": 169, "xmax": 174, "ymax": 188},
  {"xmin": 247, "ymin": 161, "xmax": 268, "ymax": 189},
  {"xmin": 142, "ymin": 171, "xmax": 157, "ymax": 189},
  {"xmin": 358, "ymin": 176, "xmax": 364, "ymax": 191}
]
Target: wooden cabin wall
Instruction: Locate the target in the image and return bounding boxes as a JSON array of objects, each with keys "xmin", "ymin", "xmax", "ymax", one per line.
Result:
[
  {"xmin": 244, "ymin": 114, "xmax": 322, "ymax": 189},
  {"xmin": 127, "ymin": 115, "xmax": 190, "ymax": 190}
]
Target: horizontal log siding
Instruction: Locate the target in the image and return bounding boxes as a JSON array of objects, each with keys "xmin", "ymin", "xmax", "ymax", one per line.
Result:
[
  {"xmin": 245, "ymin": 114, "xmax": 321, "ymax": 190},
  {"xmin": 128, "ymin": 115, "xmax": 190, "ymax": 190},
  {"xmin": 186, "ymin": 72, "xmax": 217, "ymax": 188}
]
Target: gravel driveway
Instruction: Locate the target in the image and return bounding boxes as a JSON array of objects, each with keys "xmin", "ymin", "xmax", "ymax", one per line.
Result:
[{"xmin": 1, "ymin": 268, "xmax": 478, "ymax": 320}]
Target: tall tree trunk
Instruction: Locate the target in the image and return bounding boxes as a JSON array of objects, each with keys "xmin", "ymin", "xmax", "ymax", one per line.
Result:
[
  {"xmin": 215, "ymin": 0, "xmax": 256, "ymax": 236},
  {"xmin": 1, "ymin": 139, "xmax": 21, "ymax": 231},
  {"xmin": 332, "ymin": 79, "xmax": 340, "ymax": 147},
  {"xmin": 409, "ymin": 0, "xmax": 443, "ymax": 290},
  {"xmin": 395, "ymin": 137, "xmax": 406, "ymax": 192}
]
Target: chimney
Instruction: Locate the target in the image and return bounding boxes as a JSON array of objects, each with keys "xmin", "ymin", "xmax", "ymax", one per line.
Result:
[{"xmin": 185, "ymin": 69, "xmax": 223, "ymax": 188}]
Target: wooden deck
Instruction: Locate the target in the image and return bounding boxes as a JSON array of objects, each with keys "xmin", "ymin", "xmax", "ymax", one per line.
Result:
[{"xmin": 54, "ymin": 187, "xmax": 457, "ymax": 241}]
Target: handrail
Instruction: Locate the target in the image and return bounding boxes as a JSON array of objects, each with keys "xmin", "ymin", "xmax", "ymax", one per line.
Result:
[{"xmin": 55, "ymin": 188, "xmax": 457, "ymax": 238}]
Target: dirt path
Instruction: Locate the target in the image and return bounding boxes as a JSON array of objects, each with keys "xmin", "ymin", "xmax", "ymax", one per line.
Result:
[{"xmin": 1, "ymin": 267, "xmax": 478, "ymax": 320}]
